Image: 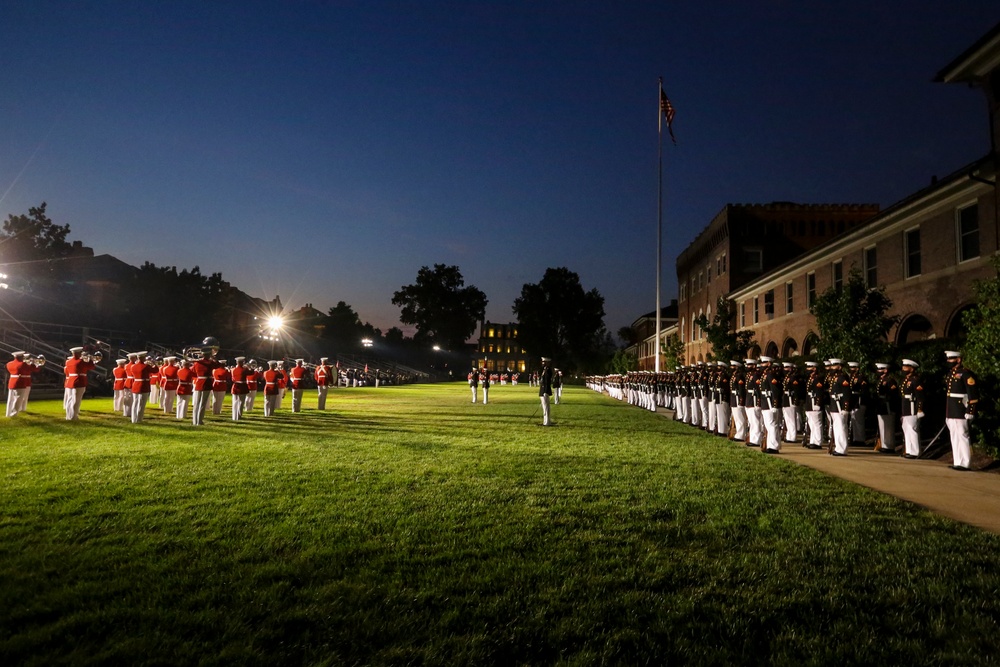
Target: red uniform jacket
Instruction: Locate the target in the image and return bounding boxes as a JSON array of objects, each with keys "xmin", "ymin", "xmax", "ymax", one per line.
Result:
[
  {"xmin": 212, "ymin": 366, "xmax": 231, "ymax": 392},
  {"xmin": 112, "ymin": 365, "xmax": 128, "ymax": 391},
  {"xmin": 314, "ymin": 364, "xmax": 332, "ymax": 386},
  {"xmin": 176, "ymin": 367, "xmax": 195, "ymax": 396},
  {"xmin": 160, "ymin": 364, "xmax": 180, "ymax": 391},
  {"xmin": 230, "ymin": 365, "xmax": 249, "ymax": 395},
  {"xmin": 262, "ymin": 369, "xmax": 281, "ymax": 395},
  {"xmin": 245, "ymin": 369, "xmax": 258, "ymax": 392},
  {"xmin": 7, "ymin": 360, "xmax": 37, "ymax": 390},
  {"xmin": 289, "ymin": 366, "xmax": 307, "ymax": 389},
  {"xmin": 192, "ymin": 358, "xmax": 221, "ymax": 391},
  {"xmin": 131, "ymin": 362, "xmax": 153, "ymax": 394},
  {"xmin": 64, "ymin": 357, "xmax": 96, "ymax": 389}
]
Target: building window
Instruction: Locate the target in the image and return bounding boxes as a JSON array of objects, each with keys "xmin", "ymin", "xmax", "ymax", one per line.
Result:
[
  {"xmin": 764, "ymin": 290, "xmax": 774, "ymax": 318},
  {"xmin": 739, "ymin": 302, "xmax": 746, "ymax": 328},
  {"xmin": 864, "ymin": 246, "xmax": 877, "ymax": 288},
  {"xmin": 905, "ymin": 228, "xmax": 921, "ymax": 278},
  {"xmin": 744, "ymin": 248, "xmax": 763, "ymax": 273},
  {"xmin": 807, "ymin": 272, "xmax": 816, "ymax": 307},
  {"xmin": 721, "ymin": 254, "xmax": 727, "ymax": 274},
  {"xmin": 707, "ymin": 264, "xmax": 712, "ymax": 284},
  {"xmin": 753, "ymin": 297, "xmax": 759, "ymax": 324},
  {"xmin": 680, "ymin": 317, "xmax": 685, "ymax": 343},
  {"xmin": 680, "ymin": 282, "xmax": 686, "ymax": 302},
  {"xmin": 958, "ymin": 203, "xmax": 980, "ymax": 262},
  {"xmin": 786, "ymin": 282, "xmax": 793, "ymax": 314},
  {"xmin": 833, "ymin": 261, "xmax": 843, "ymax": 293}
]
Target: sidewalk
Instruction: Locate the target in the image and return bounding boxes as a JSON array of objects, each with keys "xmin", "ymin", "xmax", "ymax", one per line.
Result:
[{"xmin": 658, "ymin": 407, "xmax": 1000, "ymax": 534}]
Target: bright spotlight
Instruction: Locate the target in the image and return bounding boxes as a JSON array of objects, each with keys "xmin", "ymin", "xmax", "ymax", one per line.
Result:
[
  {"xmin": 361, "ymin": 338, "xmax": 373, "ymax": 348},
  {"xmin": 267, "ymin": 316, "xmax": 284, "ymax": 330}
]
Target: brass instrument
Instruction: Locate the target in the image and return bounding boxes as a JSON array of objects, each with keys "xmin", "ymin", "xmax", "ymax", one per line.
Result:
[
  {"xmin": 81, "ymin": 350, "xmax": 103, "ymax": 364},
  {"xmin": 24, "ymin": 353, "xmax": 46, "ymax": 368}
]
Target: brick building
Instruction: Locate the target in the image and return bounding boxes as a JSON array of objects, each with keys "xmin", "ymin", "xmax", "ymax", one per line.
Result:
[
  {"xmin": 626, "ymin": 301, "xmax": 679, "ymax": 370},
  {"xmin": 475, "ymin": 321, "xmax": 530, "ymax": 373},
  {"xmin": 677, "ymin": 203, "xmax": 879, "ymax": 363}
]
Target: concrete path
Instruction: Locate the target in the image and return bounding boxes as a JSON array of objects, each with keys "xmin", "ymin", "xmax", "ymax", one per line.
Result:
[{"xmin": 656, "ymin": 407, "xmax": 1000, "ymax": 534}]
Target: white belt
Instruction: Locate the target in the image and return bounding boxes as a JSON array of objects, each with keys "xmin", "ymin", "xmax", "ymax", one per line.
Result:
[
  {"xmin": 9, "ymin": 374, "xmax": 19, "ymax": 378},
  {"xmin": 197, "ymin": 376, "xmax": 209, "ymax": 380},
  {"xmin": 68, "ymin": 373, "xmax": 80, "ymax": 377},
  {"xmin": 948, "ymin": 393, "xmax": 967, "ymax": 398}
]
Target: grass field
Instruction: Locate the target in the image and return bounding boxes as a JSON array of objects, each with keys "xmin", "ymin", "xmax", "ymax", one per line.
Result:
[{"xmin": 3, "ymin": 383, "xmax": 1000, "ymax": 666}]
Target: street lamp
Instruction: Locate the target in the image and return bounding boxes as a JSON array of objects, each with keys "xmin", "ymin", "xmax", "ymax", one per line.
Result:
[{"xmin": 361, "ymin": 338, "xmax": 373, "ymax": 348}]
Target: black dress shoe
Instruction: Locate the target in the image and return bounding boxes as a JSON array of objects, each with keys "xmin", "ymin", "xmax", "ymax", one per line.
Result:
[
  {"xmin": 745, "ymin": 442, "xmax": 758, "ymax": 447},
  {"xmin": 949, "ymin": 465, "xmax": 972, "ymax": 471},
  {"xmin": 878, "ymin": 448, "xmax": 897, "ymax": 455},
  {"xmin": 831, "ymin": 451, "xmax": 847, "ymax": 457},
  {"xmin": 764, "ymin": 448, "xmax": 780, "ymax": 454},
  {"xmin": 903, "ymin": 454, "xmax": 917, "ymax": 459}
]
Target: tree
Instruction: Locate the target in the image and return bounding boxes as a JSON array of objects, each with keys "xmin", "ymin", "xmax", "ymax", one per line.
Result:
[
  {"xmin": 960, "ymin": 256, "xmax": 1000, "ymax": 456},
  {"xmin": 0, "ymin": 202, "xmax": 74, "ymax": 263},
  {"xmin": 608, "ymin": 348, "xmax": 638, "ymax": 374},
  {"xmin": 512, "ymin": 267, "xmax": 606, "ymax": 373},
  {"xmin": 693, "ymin": 296, "xmax": 756, "ymax": 362},
  {"xmin": 391, "ymin": 264, "xmax": 488, "ymax": 350},
  {"xmin": 810, "ymin": 268, "xmax": 898, "ymax": 369},
  {"xmin": 323, "ymin": 301, "xmax": 364, "ymax": 345},
  {"xmin": 661, "ymin": 333, "xmax": 685, "ymax": 370},
  {"xmin": 617, "ymin": 325, "xmax": 638, "ymax": 347}
]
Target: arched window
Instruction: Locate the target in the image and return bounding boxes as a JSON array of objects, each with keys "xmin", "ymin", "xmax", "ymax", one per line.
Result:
[{"xmin": 896, "ymin": 314, "xmax": 934, "ymax": 346}]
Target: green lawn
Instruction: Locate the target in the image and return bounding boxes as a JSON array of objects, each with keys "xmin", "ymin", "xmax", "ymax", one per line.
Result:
[{"xmin": 2, "ymin": 384, "xmax": 1000, "ymax": 666}]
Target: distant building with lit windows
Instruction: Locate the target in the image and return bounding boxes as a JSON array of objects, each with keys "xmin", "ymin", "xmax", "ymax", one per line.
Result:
[{"xmin": 475, "ymin": 321, "xmax": 530, "ymax": 372}]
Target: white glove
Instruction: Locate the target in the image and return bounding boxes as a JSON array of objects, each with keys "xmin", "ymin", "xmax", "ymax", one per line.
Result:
[
  {"xmin": 966, "ymin": 413, "xmax": 974, "ymax": 421},
  {"xmin": 916, "ymin": 411, "xmax": 924, "ymax": 418}
]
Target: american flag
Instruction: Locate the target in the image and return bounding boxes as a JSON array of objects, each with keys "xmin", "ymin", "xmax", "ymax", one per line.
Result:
[{"xmin": 660, "ymin": 88, "xmax": 676, "ymax": 145}]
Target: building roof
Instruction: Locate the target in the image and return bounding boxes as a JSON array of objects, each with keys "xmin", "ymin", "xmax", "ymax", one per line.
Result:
[{"xmin": 934, "ymin": 20, "xmax": 1000, "ymax": 83}]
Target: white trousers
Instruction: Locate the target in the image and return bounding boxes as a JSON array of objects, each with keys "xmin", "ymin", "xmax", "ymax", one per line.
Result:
[
  {"xmin": 317, "ymin": 385, "xmax": 329, "ymax": 410},
  {"xmin": 782, "ymin": 406, "xmax": 798, "ymax": 442},
  {"xmin": 232, "ymin": 394, "xmax": 246, "ymax": 421},
  {"xmin": 747, "ymin": 407, "xmax": 763, "ymax": 446},
  {"xmin": 901, "ymin": 415, "xmax": 921, "ymax": 457},
  {"xmin": 130, "ymin": 392, "xmax": 148, "ymax": 423},
  {"xmin": 471, "ymin": 385, "xmax": 477, "ymax": 403},
  {"xmin": 540, "ymin": 394, "xmax": 551, "ymax": 425},
  {"xmin": 947, "ymin": 418, "xmax": 972, "ymax": 468},
  {"xmin": 763, "ymin": 408, "xmax": 782, "ymax": 451},
  {"xmin": 805, "ymin": 410, "xmax": 825, "ymax": 447},
  {"xmin": 732, "ymin": 406, "xmax": 747, "ymax": 440},
  {"xmin": 212, "ymin": 390, "xmax": 225, "ymax": 415},
  {"xmin": 6, "ymin": 388, "xmax": 26, "ymax": 417},
  {"xmin": 831, "ymin": 411, "xmax": 850, "ymax": 454},
  {"xmin": 264, "ymin": 393, "xmax": 279, "ymax": 417},
  {"xmin": 707, "ymin": 400, "xmax": 717, "ymax": 432},
  {"xmin": 716, "ymin": 402, "xmax": 731, "ymax": 436},
  {"xmin": 192, "ymin": 390, "xmax": 211, "ymax": 426},
  {"xmin": 64, "ymin": 387, "xmax": 85, "ymax": 420},
  {"xmin": 176, "ymin": 394, "xmax": 191, "ymax": 420},
  {"xmin": 161, "ymin": 389, "xmax": 177, "ymax": 414},
  {"xmin": 291, "ymin": 388, "xmax": 303, "ymax": 413},
  {"xmin": 876, "ymin": 414, "xmax": 896, "ymax": 450}
]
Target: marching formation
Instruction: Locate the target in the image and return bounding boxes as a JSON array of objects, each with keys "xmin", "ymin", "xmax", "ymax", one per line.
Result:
[
  {"xmin": 5, "ymin": 336, "xmax": 396, "ymax": 425},
  {"xmin": 588, "ymin": 349, "xmax": 981, "ymax": 471}
]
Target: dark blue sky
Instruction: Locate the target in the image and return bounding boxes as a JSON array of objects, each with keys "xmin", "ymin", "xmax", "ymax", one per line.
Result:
[{"xmin": 1, "ymin": 1, "xmax": 996, "ymax": 337}]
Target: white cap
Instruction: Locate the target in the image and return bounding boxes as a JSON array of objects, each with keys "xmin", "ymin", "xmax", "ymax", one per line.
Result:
[
  {"xmin": 782, "ymin": 362, "xmax": 794, "ymax": 368},
  {"xmin": 848, "ymin": 362, "xmax": 859, "ymax": 368},
  {"xmin": 828, "ymin": 358, "xmax": 842, "ymax": 365},
  {"xmin": 541, "ymin": 356, "xmax": 551, "ymax": 362},
  {"xmin": 234, "ymin": 356, "xmax": 245, "ymax": 362},
  {"xmin": 70, "ymin": 346, "xmax": 84, "ymax": 353},
  {"xmin": 295, "ymin": 358, "xmax": 304, "ymax": 363},
  {"xmin": 116, "ymin": 358, "xmax": 127, "ymax": 364},
  {"xmin": 902, "ymin": 359, "xmax": 919, "ymax": 368},
  {"xmin": 136, "ymin": 350, "xmax": 148, "ymax": 357},
  {"xmin": 127, "ymin": 352, "xmax": 138, "ymax": 358},
  {"xmin": 730, "ymin": 360, "xmax": 742, "ymax": 367},
  {"xmin": 805, "ymin": 361, "xmax": 818, "ymax": 367},
  {"xmin": 744, "ymin": 359, "xmax": 756, "ymax": 365},
  {"xmin": 759, "ymin": 355, "xmax": 773, "ymax": 363},
  {"xmin": 875, "ymin": 363, "xmax": 888, "ymax": 369},
  {"xmin": 945, "ymin": 350, "xmax": 961, "ymax": 358},
  {"xmin": 268, "ymin": 360, "xmax": 278, "ymax": 367},
  {"xmin": 11, "ymin": 350, "xmax": 26, "ymax": 357},
  {"xmin": 320, "ymin": 357, "xmax": 328, "ymax": 362},
  {"xmin": 163, "ymin": 356, "xmax": 177, "ymax": 362}
]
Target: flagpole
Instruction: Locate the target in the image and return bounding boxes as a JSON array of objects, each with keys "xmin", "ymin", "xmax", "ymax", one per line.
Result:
[{"xmin": 655, "ymin": 77, "xmax": 664, "ymax": 373}]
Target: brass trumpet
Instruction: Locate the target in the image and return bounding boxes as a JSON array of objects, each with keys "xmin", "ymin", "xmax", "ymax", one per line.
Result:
[
  {"xmin": 24, "ymin": 353, "xmax": 46, "ymax": 367},
  {"xmin": 81, "ymin": 350, "xmax": 103, "ymax": 364}
]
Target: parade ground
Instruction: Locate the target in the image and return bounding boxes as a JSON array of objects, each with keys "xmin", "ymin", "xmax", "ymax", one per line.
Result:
[{"xmin": 4, "ymin": 383, "xmax": 1000, "ymax": 665}]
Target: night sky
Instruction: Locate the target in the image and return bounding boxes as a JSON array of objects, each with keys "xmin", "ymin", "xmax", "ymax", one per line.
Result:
[{"xmin": 1, "ymin": 1, "xmax": 996, "ymax": 337}]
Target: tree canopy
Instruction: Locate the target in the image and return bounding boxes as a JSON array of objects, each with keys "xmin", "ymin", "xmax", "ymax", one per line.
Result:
[
  {"xmin": 391, "ymin": 264, "xmax": 488, "ymax": 350},
  {"xmin": 0, "ymin": 202, "xmax": 75, "ymax": 263},
  {"xmin": 810, "ymin": 268, "xmax": 898, "ymax": 369},
  {"xmin": 512, "ymin": 267, "xmax": 606, "ymax": 373},
  {"xmin": 693, "ymin": 296, "xmax": 756, "ymax": 362}
]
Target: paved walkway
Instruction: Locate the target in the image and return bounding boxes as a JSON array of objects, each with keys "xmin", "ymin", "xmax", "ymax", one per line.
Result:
[{"xmin": 657, "ymin": 408, "xmax": 1000, "ymax": 534}]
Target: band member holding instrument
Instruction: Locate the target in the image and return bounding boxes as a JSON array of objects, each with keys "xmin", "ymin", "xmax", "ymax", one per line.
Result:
[
  {"xmin": 315, "ymin": 357, "xmax": 333, "ymax": 410},
  {"xmin": 176, "ymin": 358, "xmax": 195, "ymax": 420},
  {"xmin": 230, "ymin": 356, "xmax": 249, "ymax": 421},
  {"xmin": 262, "ymin": 360, "xmax": 281, "ymax": 417},
  {"xmin": 64, "ymin": 346, "xmax": 99, "ymax": 421},
  {"xmin": 289, "ymin": 359, "xmax": 307, "ymax": 413},
  {"xmin": 6, "ymin": 350, "xmax": 40, "ymax": 418},
  {"xmin": 112, "ymin": 358, "xmax": 128, "ymax": 414},
  {"xmin": 130, "ymin": 351, "xmax": 153, "ymax": 423},
  {"xmin": 245, "ymin": 359, "xmax": 259, "ymax": 412},
  {"xmin": 192, "ymin": 339, "xmax": 222, "ymax": 426},
  {"xmin": 160, "ymin": 356, "xmax": 180, "ymax": 415}
]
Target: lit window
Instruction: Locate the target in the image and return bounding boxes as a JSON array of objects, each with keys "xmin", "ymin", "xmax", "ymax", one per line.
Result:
[
  {"xmin": 807, "ymin": 272, "xmax": 816, "ymax": 307},
  {"xmin": 753, "ymin": 297, "xmax": 759, "ymax": 324},
  {"xmin": 833, "ymin": 261, "xmax": 843, "ymax": 293},
  {"xmin": 786, "ymin": 282, "xmax": 793, "ymax": 314}
]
